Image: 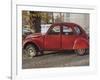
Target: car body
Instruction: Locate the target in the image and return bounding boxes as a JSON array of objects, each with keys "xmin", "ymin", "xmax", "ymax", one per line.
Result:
[{"xmin": 23, "ymin": 22, "xmax": 89, "ymax": 57}]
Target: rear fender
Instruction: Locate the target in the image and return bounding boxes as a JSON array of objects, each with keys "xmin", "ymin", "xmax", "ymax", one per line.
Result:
[{"xmin": 73, "ymin": 38, "xmax": 89, "ymax": 49}]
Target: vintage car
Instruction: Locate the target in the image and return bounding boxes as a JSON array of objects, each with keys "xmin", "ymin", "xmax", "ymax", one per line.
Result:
[{"xmin": 23, "ymin": 23, "xmax": 89, "ymax": 57}]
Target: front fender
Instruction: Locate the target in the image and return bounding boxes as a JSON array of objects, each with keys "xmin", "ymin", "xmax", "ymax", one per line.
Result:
[
  {"xmin": 23, "ymin": 38, "xmax": 42, "ymax": 50},
  {"xmin": 73, "ymin": 38, "xmax": 89, "ymax": 49}
]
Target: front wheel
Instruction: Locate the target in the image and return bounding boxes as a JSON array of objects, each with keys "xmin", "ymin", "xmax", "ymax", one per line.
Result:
[
  {"xmin": 25, "ymin": 44, "xmax": 37, "ymax": 58},
  {"xmin": 75, "ymin": 49, "xmax": 86, "ymax": 56}
]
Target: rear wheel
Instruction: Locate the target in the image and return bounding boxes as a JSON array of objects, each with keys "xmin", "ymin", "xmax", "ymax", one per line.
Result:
[
  {"xmin": 25, "ymin": 44, "xmax": 37, "ymax": 58},
  {"xmin": 75, "ymin": 49, "xmax": 86, "ymax": 56}
]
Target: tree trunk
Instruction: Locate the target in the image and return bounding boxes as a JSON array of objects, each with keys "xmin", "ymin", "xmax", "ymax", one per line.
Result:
[{"xmin": 30, "ymin": 12, "xmax": 41, "ymax": 33}]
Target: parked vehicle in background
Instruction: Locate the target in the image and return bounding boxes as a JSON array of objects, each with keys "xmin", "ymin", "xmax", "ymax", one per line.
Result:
[
  {"xmin": 22, "ymin": 27, "xmax": 34, "ymax": 40},
  {"xmin": 41, "ymin": 24, "xmax": 51, "ymax": 33},
  {"xmin": 23, "ymin": 22, "xmax": 89, "ymax": 58}
]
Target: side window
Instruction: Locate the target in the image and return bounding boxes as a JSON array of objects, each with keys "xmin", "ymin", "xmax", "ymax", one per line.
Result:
[
  {"xmin": 74, "ymin": 26, "xmax": 81, "ymax": 35},
  {"xmin": 48, "ymin": 25, "xmax": 60, "ymax": 35},
  {"xmin": 63, "ymin": 26, "xmax": 73, "ymax": 35}
]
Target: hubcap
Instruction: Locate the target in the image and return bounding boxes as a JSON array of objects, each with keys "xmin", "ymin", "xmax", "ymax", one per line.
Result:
[
  {"xmin": 78, "ymin": 49, "xmax": 85, "ymax": 55},
  {"xmin": 27, "ymin": 47, "xmax": 36, "ymax": 57}
]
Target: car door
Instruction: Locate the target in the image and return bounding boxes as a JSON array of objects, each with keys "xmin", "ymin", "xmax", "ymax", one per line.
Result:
[
  {"xmin": 62, "ymin": 25, "xmax": 76, "ymax": 49},
  {"xmin": 44, "ymin": 24, "xmax": 61, "ymax": 50}
]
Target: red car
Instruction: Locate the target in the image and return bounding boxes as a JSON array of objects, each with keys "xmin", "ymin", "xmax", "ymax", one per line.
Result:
[{"xmin": 23, "ymin": 23, "xmax": 89, "ymax": 57}]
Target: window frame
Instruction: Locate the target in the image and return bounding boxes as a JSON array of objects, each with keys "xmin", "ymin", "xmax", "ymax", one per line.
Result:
[
  {"xmin": 61, "ymin": 25, "xmax": 74, "ymax": 35},
  {"xmin": 73, "ymin": 25, "xmax": 82, "ymax": 35},
  {"xmin": 46, "ymin": 24, "xmax": 61, "ymax": 35}
]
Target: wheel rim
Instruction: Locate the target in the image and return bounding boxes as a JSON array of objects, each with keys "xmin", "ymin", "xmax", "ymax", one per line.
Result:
[
  {"xmin": 77, "ymin": 49, "xmax": 85, "ymax": 55},
  {"xmin": 27, "ymin": 47, "xmax": 36, "ymax": 57}
]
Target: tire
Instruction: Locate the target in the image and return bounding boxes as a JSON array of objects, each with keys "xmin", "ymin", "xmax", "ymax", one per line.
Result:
[
  {"xmin": 75, "ymin": 49, "xmax": 86, "ymax": 56},
  {"xmin": 25, "ymin": 44, "xmax": 37, "ymax": 58},
  {"xmin": 86, "ymin": 48, "xmax": 89, "ymax": 54}
]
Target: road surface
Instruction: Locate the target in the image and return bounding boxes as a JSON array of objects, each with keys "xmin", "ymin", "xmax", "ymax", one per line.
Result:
[{"xmin": 22, "ymin": 51, "xmax": 89, "ymax": 69}]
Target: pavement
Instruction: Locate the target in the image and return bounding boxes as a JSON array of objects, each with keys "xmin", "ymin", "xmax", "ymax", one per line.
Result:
[{"xmin": 22, "ymin": 51, "xmax": 89, "ymax": 69}]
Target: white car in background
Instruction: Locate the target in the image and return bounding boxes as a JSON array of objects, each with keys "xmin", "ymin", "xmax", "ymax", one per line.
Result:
[{"xmin": 41, "ymin": 24, "xmax": 51, "ymax": 33}]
